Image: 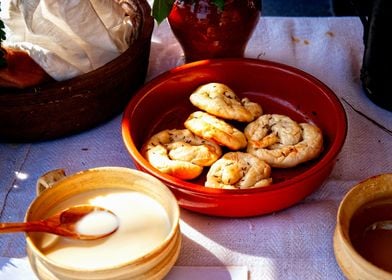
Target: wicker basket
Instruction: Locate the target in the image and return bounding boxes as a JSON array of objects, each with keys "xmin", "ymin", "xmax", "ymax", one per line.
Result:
[{"xmin": 0, "ymin": 0, "xmax": 154, "ymax": 142}]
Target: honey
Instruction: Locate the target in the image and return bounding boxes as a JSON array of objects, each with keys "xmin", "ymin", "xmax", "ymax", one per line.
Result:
[{"xmin": 349, "ymin": 198, "xmax": 392, "ymax": 273}]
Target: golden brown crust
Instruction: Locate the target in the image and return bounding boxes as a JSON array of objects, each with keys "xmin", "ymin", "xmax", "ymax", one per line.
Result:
[
  {"xmin": 184, "ymin": 111, "xmax": 247, "ymax": 150},
  {"xmin": 0, "ymin": 47, "xmax": 53, "ymax": 89},
  {"xmin": 141, "ymin": 129, "xmax": 222, "ymax": 180},
  {"xmin": 189, "ymin": 82, "xmax": 262, "ymax": 122},
  {"xmin": 246, "ymin": 117, "xmax": 324, "ymax": 168},
  {"xmin": 205, "ymin": 152, "xmax": 272, "ymax": 189}
]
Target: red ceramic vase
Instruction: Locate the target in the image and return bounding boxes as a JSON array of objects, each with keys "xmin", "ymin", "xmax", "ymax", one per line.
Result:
[{"xmin": 168, "ymin": 0, "xmax": 261, "ymax": 62}]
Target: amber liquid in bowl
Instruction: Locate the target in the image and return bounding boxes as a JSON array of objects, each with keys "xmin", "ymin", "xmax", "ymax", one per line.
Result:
[{"xmin": 349, "ymin": 198, "xmax": 392, "ymax": 273}]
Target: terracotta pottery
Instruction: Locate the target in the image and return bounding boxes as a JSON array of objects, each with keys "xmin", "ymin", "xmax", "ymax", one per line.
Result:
[
  {"xmin": 168, "ymin": 0, "xmax": 261, "ymax": 62},
  {"xmin": 122, "ymin": 58, "xmax": 347, "ymax": 217}
]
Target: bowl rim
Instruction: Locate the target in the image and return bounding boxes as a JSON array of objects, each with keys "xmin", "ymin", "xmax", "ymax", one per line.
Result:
[{"xmin": 122, "ymin": 58, "xmax": 348, "ymax": 195}]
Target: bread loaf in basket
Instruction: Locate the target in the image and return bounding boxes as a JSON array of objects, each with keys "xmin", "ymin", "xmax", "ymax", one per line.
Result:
[{"xmin": 0, "ymin": 0, "xmax": 154, "ymax": 142}]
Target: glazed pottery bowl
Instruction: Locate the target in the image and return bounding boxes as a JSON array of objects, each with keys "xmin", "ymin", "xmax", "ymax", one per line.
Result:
[
  {"xmin": 334, "ymin": 173, "xmax": 392, "ymax": 280},
  {"xmin": 122, "ymin": 58, "xmax": 347, "ymax": 217},
  {"xmin": 26, "ymin": 167, "xmax": 181, "ymax": 280}
]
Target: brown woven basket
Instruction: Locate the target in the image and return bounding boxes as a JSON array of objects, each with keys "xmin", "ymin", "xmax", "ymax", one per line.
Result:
[{"xmin": 0, "ymin": 0, "xmax": 154, "ymax": 142}]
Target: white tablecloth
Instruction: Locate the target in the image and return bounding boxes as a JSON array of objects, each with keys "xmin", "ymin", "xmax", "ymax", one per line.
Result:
[{"xmin": 1, "ymin": 17, "xmax": 391, "ymax": 280}]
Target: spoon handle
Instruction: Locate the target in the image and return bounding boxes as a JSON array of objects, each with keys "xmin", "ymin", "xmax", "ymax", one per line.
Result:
[{"xmin": 0, "ymin": 221, "xmax": 53, "ymax": 234}]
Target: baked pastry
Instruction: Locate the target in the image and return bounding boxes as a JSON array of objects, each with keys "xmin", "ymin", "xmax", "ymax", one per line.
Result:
[
  {"xmin": 245, "ymin": 114, "xmax": 302, "ymax": 148},
  {"xmin": 189, "ymin": 82, "xmax": 262, "ymax": 122},
  {"xmin": 184, "ymin": 111, "xmax": 247, "ymax": 150},
  {"xmin": 205, "ymin": 152, "xmax": 272, "ymax": 189},
  {"xmin": 0, "ymin": 47, "xmax": 53, "ymax": 89},
  {"xmin": 245, "ymin": 114, "xmax": 323, "ymax": 168},
  {"xmin": 141, "ymin": 128, "xmax": 222, "ymax": 180}
]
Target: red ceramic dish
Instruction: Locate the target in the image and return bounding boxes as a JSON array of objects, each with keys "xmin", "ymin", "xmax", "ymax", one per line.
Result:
[{"xmin": 122, "ymin": 58, "xmax": 347, "ymax": 217}]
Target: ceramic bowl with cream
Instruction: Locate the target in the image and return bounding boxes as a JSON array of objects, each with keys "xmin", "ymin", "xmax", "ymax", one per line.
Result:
[
  {"xmin": 25, "ymin": 167, "xmax": 181, "ymax": 280},
  {"xmin": 334, "ymin": 173, "xmax": 392, "ymax": 280}
]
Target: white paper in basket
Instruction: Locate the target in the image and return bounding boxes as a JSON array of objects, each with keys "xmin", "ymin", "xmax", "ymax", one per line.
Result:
[{"xmin": 0, "ymin": 0, "xmax": 136, "ymax": 81}]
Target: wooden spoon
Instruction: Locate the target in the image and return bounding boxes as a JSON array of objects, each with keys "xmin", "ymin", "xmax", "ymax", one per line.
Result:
[{"xmin": 0, "ymin": 205, "xmax": 119, "ymax": 240}]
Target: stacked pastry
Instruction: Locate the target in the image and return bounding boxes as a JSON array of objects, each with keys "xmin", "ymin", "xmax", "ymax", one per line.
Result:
[{"xmin": 142, "ymin": 83, "xmax": 323, "ymax": 190}]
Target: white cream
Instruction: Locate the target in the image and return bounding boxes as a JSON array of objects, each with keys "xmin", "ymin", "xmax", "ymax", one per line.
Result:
[
  {"xmin": 33, "ymin": 189, "xmax": 171, "ymax": 270},
  {"xmin": 75, "ymin": 210, "xmax": 119, "ymax": 237}
]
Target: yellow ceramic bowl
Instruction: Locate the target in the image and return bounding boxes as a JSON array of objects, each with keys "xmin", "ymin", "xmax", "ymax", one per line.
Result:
[
  {"xmin": 25, "ymin": 167, "xmax": 181, "ymax": 280},
  {"xmin": 334, "ymin": 173, "xmax": 392, "ymax": 280}
]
